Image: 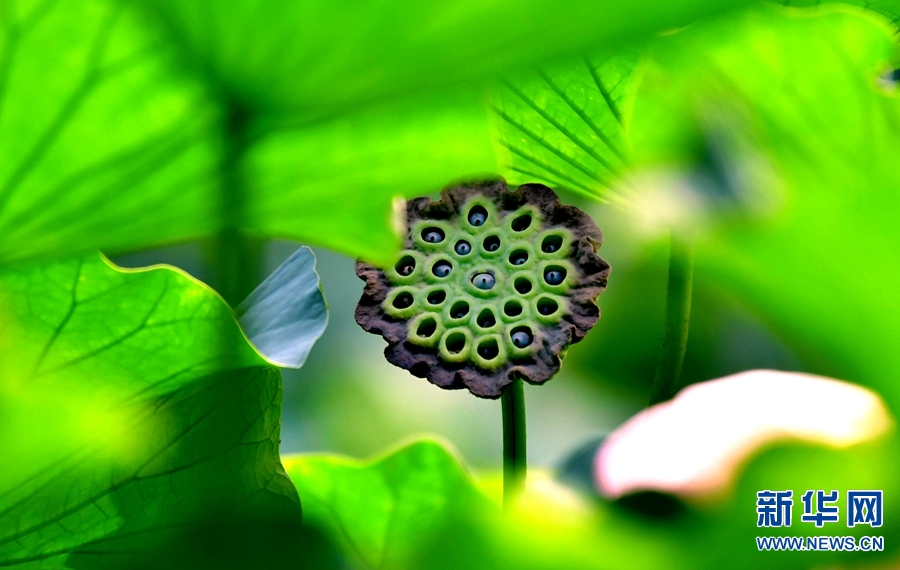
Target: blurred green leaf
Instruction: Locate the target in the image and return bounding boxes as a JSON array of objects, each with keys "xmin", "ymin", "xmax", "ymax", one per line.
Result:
[
  {"xmin": 285, "ymin": 439, "xmax": 492, "ymax": 570},
  {"xmin": 139, "ymin": 0, "xmax": 752, "ymax": 117},
  {"xmin": 0, "ymin": 254, "xmax": 304, "ymax": 568},
  {"xmin": 285, "ymin": 438, "xmax": 678, "ymax": 570},
  {"xmin": 629, "ymin": 6, "xmax": 900, "ymax": 409},
  {"xmin": 491, "ymin": 51, "xmax": 638, "ymax": 201}
]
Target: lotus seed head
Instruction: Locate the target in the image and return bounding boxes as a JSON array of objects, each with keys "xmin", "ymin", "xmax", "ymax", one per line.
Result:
[
  {"xmin": 355, "ymin": 181, "xmax": 608, "ymax": 399},
  {"xmin": 472, "ymin": 273, "xmax": 495, "ymax": 290}
]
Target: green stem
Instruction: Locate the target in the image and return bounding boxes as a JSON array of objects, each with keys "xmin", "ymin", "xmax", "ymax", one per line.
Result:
[
  {"xmin": 648, "ymin": 231, "xmax": 694, "ymax": 406},
  {"xmin": 501, "ymin": 377, "xmax": 527, "ymax": 508},
  {"xmin": 208, "ymin": 103, "xmax": 263, "ymax": 308}
]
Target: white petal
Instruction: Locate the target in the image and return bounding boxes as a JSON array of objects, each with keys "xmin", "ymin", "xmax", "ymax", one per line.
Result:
[{"xmin": 595, "ymin": 370, "xmax": 893, "ymax": 499}]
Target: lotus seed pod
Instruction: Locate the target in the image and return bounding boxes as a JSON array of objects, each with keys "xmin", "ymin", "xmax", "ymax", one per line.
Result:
[{"xmin": 355, "ymin": 179, "xmax": 610, "ymax": 399}]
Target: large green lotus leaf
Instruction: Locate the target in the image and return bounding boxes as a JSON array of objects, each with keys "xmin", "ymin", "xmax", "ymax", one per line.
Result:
[
  {"xmin": 705, "ymin": 435, "xmax": 900, "ymax": 568},
  {"xmin": 138, "ymin": 0, "xmax": 753, "ymax": 117},
  {"xmin": 787, "ymin": 0, "xmax": 900, "ymax": 21},
  {"xmin": 491, "ymin": 51, "xmax": 638, "ymax": 202},
  {"xmin": 602, "ymin": 434, "xmax": 900, "ymax": 569},
  {"xmin": 244, "ymin": 92, "xmax": 498, "ymax": 263},
  {"xmin": 284, "ymin": 439, "xmax": 678, "ymax": 570},
  {"xmin": 627, "ymin": 6, "xmax": 900, "ymax": 409},
  {"xmin": 0, "ymin": 254, "xmax": 307, "ymax": 569},
  {"xmin": 0, "ymin": 0, "xmax": 220, "ymax": 266},
  {"xmin": 286, "ymin": 434, "xmax": 900, "ymax": 569},
  {"xmin": 0, "ymin": 1, "xmax": 494, "ymax": 268},
  {"xmin": 0, "ymin": 0, "xmax": 760, "ymax": 270}
]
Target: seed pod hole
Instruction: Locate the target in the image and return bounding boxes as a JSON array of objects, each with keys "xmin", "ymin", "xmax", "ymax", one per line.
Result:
[
  {"xmin": 542, "ymin": 235, "xmax": 563, "ymax": 253},
  {"xmin": 450, "ymin": 301, "xmax": 470, "ymax": 319},
  {"xmin": 537, "ymin": 297, "xmax": 559, "ymax": 316},
  {"xmin": 514, "ymin": 277, "xmax": 533, "ymax": 295},
  {"xmin": 417, "ymin": 318, "xmax": 438, "ymax": 338},
  {"xmin": 422, "ymin": 227, "xmax": 445, "ymax": 243},
  {"xmin": 427, "ymin": 289, "xmax": 447, "ymax": 305},
  {"xmin": 510, "ymin": 326, "xmax": 534, "ymax": 348},
  {"xmin": 455, "ymin": 240, "xmax": 472, "ymax": 255},
  {"xmin": 483, "ymin": 235, "xmax": 501, "ymax": 252},
  {"xmin": 511, "ymin": 215, "xmax": 532, "ymax": 232},
  {"xmin": 395, "ymin": 255, "xmax": 416, "ymax": 276},
  {"xmin": 468, "ymin": 205, "xmax": 488, "ymax": 227},
  {"xmin": 476, "ymin": 309, "xmax": 496, "ymax": 329},
  {"xmin": 472, "ymin": 272, "xmax": 496, "ymax": 290},
  {"xmin": 432, "ymin": 260, "xmax": 453, "ymax": 278},
  {"xmin": 392, "ymin": 292, "xmax": 414, "ymax": 309},
  {"xmin": 446, "ymin": 332, "xmax": 467, "ymax": 354},
  {"xmin": 477, "ymin": 339, "xmax": 499, "ymax": 360},
  {"xmin": 503, "ymin": 300, "xmax": 523, "ymax": 317},
  {"xmin": 544, "ymin": 266, "xmax": 567, "ymax": 285},
  {"xmin": 509, "ymin": 250, "xmax": 528, "ymax": 266}
]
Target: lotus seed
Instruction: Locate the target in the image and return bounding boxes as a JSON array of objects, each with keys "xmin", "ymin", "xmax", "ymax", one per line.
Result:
[
  {"xmin": 484, "ymin": 236, "xmax": 500, "ymax": 252},
  {"xmin": 477, "ymin": 310, "xmax": 496, "ymax": 328},
  {"xmin": 468, "ymin": 206, "xmax": 488, "ymax": 226},
  {"xmin": 538, "ymin": 298, "xmax": 558, "ymax": 315},
  {"xmin": 455, "ymin": 240, "xmax": 472, "ymax": 255},
  {"xmin": 423, "ymin": 228, "xmax": 445, "ymax": 243},
  {"xmin": 432, "ymin": 261, "xmax": 452, "ymax": 278},
  {"xmin": 509, "ymin": 250, "xmax": 528, "ymax": 265},
  {"xmin": 393, "ymin": 292, "xmax": 413, "ymax": 309},
  {"xmin": 478, "ymin": 342, "xmax": 499, "ymax": 359},
  {"xmin": 544, "ymin": 268, "xmax": 565, "ymax": 285},
  {"xmin": 450, "ymin": 301, "xmax": 469, "ymax": 319},
  {"xmin": 542, "ymin": 235, "xmax": 562, "ymax": 253},
  {"xmin": 427, "ymin": 290, "xmax": 446, "ymax": 305},
  {"xmin": 512, "ymin": 215, "xmax": 532, "ymax": 232},
  {"xmin": 472, "ymin": 273, "xmax": 495, "ymax": 290},
  {"xmin": 395, "ymin": 255, "xmax": 416, "ymax": 276},
  {"xmin": 511, "ymin": 329, "xmax": 533, "ymax": 348}
]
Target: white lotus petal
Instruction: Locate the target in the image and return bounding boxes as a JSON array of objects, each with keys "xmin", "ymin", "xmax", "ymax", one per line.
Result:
[{"xmin": 595, "ymin": 370, "xmax": 893, "ymax": 499}]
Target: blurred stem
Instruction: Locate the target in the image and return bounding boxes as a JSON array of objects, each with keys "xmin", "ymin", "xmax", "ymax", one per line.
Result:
[
  {"xmin": 501, "ymin": 378, "xmax": 527, "ymax": 509},
  {"xmin": 648, "ymin": 231, "xmax": 694, "ymax": 406},
  {"xmin": 208, "ymin": 103, "xmax": 263, "ymax": 307}
]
